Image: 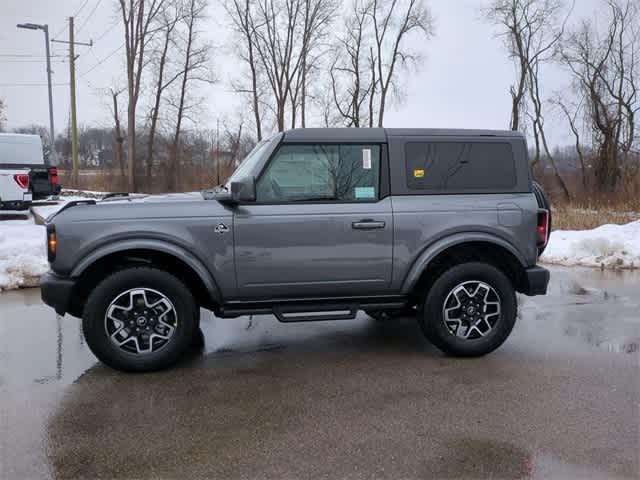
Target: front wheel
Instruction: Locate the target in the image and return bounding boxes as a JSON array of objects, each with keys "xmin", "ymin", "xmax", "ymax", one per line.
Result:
[
  {"xmin": 419, "ymin": 262, "xmax": 517, "ymax": 357},
  {"xmin": 82, "ymin": 267, "xmax": 199, "ymax": 372}
]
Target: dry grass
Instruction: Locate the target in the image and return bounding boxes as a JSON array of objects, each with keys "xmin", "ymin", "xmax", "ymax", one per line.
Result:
[
  {"xmin": 552, "ymin": 205, "xmax": 640, "ymax": 230},
  {"xmin": 58, "ymin": 165, "xmax": 227, "ymax": 194},
  {"xmin": 538, "ymin": 172, "xmax": 640, "ymax": 230}
]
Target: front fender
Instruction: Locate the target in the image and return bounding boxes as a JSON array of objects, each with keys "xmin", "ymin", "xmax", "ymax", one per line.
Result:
[
  {"xmin": 70, "ymin": 238, "xmax": 222, "ymax": 303},
  {"xmin": 400, "ymin": 232, "xmax": 528, "ymax": 294}
]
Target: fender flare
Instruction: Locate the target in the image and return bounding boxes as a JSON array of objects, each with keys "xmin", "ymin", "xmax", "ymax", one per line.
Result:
[
  {"xmin": 70, "ymin": 238, "xmax": 222, "ymax": 303},
  {"xmin": 400, "ymin": 232, "xmax": 528, "ymax": 294}
]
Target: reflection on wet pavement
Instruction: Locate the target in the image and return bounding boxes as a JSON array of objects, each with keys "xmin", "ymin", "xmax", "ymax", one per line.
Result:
[{"xmin": 0, "ymin": 266, "xmax": 638, "ymax": 479}]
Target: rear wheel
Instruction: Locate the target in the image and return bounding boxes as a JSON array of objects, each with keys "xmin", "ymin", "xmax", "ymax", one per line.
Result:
[
  {"xmin": 419, "ymin": 262, "xmax": 517, "ymax": 357},
  {"xmin": 82, "ymin": 267, "xmax": 198, "ymax": 372}
]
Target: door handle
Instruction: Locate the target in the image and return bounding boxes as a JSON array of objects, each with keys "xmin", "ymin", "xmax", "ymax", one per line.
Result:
[{"xmin": 352, "ymin": 219, "xmax": 386, "ymax": 230}]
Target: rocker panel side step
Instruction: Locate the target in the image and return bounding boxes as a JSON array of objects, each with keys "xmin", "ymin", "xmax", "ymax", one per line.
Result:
[
  {"xmin": 274, "ymin": 304, "xmax": 358, "ymax": 322},
  {"xmin": 217, "ymin": 295, "xmax": 408, "ymax": 321}
]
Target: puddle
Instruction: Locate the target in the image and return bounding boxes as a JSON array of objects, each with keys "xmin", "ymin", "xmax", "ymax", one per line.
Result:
[{"xmin": 518, "ymin": 266, "xmax": 640, "ymax": 356}]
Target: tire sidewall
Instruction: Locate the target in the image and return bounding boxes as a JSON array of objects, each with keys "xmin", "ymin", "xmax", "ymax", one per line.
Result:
[
  {"xmin": 83, "ymin": 268, "xmax": 198, "ymax": 372},
  {"xmin": 422, "ymin": 262, "xmax": 517, "ymax": 357}
]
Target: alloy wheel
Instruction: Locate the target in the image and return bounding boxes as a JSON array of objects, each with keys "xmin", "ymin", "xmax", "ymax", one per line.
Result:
[
  {"xmin": 442, "ymin": 280, "xmax": 501, "ymax": 340},
  {"xmin": 104, "ymin": 288, "xmax": 178, "ymax": 354}
]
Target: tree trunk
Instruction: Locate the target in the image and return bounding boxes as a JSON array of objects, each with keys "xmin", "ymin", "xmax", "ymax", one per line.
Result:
[
  {"xmin": 127, "ymin": 102, "xmax": 136, "ymax": 192},
  {"xmin": 112, "ymin": 91, "xmax": 125, "ymax": 178},
  {"xmin": 146, "ymin": 21, "xmax": 174, "ymax": 180}
]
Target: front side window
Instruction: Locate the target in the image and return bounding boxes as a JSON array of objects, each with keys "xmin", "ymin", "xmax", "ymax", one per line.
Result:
[{"xmin": 256, "ymin": 144, "xmax": 380, "ymax": 202}]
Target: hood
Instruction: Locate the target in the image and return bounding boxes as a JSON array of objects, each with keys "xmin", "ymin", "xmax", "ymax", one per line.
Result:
[
  {"xmin": 101, "ymin": 191, "xmax": 204, "ymax": 204},
  {"xmin": 49, "ymin": 191, "xmax": 231, "ymax": 223}
]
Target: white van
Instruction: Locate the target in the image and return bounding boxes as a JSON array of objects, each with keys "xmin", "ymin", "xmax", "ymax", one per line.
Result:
[
  {"xmin": 0, "ymin": 133, "xmax": 60, "ymax": 201},
  {"xmin": 0, "ymin": 168, "xmax": 32, "ymax": 210}
]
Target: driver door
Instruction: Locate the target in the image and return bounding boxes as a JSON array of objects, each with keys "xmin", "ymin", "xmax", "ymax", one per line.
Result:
[{"xmin": 232, "ymin": 143, "xmax": 393, "ymax": 299}]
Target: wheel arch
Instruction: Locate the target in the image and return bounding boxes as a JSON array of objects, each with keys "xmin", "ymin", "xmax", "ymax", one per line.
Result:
[
  {"xmin": 68, "ymin": 240, "xmax": 221, "ymax": 318},
  {"xmin": 401, "ymin": 234, "xmax": 528, "ymax": 299}
]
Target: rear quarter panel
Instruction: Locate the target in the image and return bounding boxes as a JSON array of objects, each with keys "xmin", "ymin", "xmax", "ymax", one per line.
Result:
[
  {"xmin": 386, "ymin": 134, "xmax": 539, "ymax": 290},
  {"xmin": 390, "ymin": 194, "xmax": 539, "ymax": 290}
]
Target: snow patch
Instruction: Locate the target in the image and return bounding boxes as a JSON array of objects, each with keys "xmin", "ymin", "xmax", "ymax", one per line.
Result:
[
  {"xmin": 0, "ymin": 217, "xmax": 48, "ymax": 291},
  {"xmin": 541, "ymin": 221, "xmax": 640, "ymax": 269}
]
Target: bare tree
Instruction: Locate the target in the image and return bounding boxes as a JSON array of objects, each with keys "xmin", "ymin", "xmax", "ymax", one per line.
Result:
[
  {"xmin": 289, "ymin": 0, "xmax": 335, "ymax": 128},
  {"xmin": 225, "ymin": 0, "xmax": 335, "ymax": 134},
  {"xmin": 486, "ymin": 0, "xmax": 571, "ymax": 200},
  {"xmin": 370, "ymin": 0, "xmax": 433, "ymax": 127},
  {"xmin": 145, "ymin": 1, "xmax": 182, "ymax": 178},
  {"xmin": 554, "ymin": 95, "xmax": 588, "ymax": 189},
  {"xmin": 331, "ymin": 0, "xmax": 433, "ymax": 128},
  {"xmin": 561, "ymin": 0, "xmax": 639, "ymax": 192},
  {"xmin": 167, "ymin": 0, "xmax": 213, "ymax": 191},
  {"xmin": 110, "ymin": 88, "xmax": 126, "ymax": 179},
  {"xmin": 224, "ymin": 0, "xmax": 264, "ymax": 140},
  {"xmin": 330, "ymin": 0, "xmax": 372, "ymax": 127},
  {"xmin": 119, "ymin": 0, "xmax": 165, "ymax": 192}
]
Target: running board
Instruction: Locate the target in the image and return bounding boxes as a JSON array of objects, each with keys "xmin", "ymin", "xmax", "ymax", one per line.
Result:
[
  {"xmin": 217, "ymin": 296, "xmax": 408, "ymax": 320},
  {"xmin": 274, "ymin": 304, "xmax": 358, "ymax": 323}
]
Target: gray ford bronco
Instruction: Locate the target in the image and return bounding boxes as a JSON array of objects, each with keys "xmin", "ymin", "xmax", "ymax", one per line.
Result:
[{"xmin": 41, "ymin": 128, "xmax": 551, "ymax": 372}]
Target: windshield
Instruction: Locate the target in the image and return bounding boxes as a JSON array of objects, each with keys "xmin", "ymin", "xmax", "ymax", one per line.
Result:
[{"xmin": 225, "ymin": 139, "xmax": 272, "ymax": 186}]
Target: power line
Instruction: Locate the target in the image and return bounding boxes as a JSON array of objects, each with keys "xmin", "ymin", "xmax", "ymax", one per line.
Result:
[
  {"xmin": 79, "ymin": 42, "xmax": 124, "ymax": 77},
  {"xmin": 0, "ymin": 59, "xmax": 67, "ymax": 63},
  {"xmin": 52, "ymin": 0, "xmax": 90, "ymax": 39},
  {"xmin": 0, "ymin": 83, "xmax": 69, "ymax": 87},
  {"xmin": 0, "ymin": 53, "xmax": 64, "ymax": 58},
  {"xmin": 77, "ymin": 0, "xmax": 104, "ymax": 34},
  {"xmin": 93, "ymin": 19, "xmax": 119, "ymax": 43},
  {"xmin": 73, "ymin": 0, "xmax": 91, "ymax": 17}
]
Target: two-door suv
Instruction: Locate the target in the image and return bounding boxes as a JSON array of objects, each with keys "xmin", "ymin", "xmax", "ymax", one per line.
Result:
[{"xmin": 41, "ymin": 128, "xmax": 551, "ymax": 371}]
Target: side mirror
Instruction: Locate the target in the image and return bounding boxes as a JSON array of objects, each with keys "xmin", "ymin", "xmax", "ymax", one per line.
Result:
[{"xmin": 231, "ymin": 176, "xmax": 256, "ymax": 203}]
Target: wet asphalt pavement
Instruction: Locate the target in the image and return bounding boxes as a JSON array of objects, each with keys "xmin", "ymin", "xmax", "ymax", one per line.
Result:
[{"xmin": 1, "ymin": 266, "xmax": 639, "ymax": 479}]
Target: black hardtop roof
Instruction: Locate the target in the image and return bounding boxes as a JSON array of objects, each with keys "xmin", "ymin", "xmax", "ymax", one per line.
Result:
[{"xmin": 282, "ymin": 128, "xmax": 524, "ymax": 143}]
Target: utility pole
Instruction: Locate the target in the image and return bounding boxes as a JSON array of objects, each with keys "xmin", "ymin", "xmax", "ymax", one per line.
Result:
[
  {"xmin": 69, "ymin": 17, "xmax": 78, "ymax": 184},
  {"xmin": 16, "ymin": 23, "xmax": 56, "ymax": 164},
  {"xmin": 51, "ymin": 20, "xmax": 91, "ymax": 186}
]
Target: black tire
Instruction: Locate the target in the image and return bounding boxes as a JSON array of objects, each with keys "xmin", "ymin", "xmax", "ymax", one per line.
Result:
[
  {"xmin": 419, "ymin": 262, "xmax": 517, "ymax": 357},
  {"xmin": 82, "ymin": 267, "xmax": 199, "ymax": 372}
]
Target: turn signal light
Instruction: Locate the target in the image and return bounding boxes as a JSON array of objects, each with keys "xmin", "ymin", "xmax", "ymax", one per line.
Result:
[{"xmin": 47, "ymin": 225, "xmax": 57, "ymax": 262}]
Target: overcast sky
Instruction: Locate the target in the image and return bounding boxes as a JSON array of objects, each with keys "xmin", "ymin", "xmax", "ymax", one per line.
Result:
[{"xmin": 1, "ymin": 0, "xmax": 602, "ymax": 147}]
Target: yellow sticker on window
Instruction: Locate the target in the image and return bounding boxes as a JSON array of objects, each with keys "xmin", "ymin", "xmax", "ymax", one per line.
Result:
[{"xmin": 413, "ymin": 169, "xmax": 425, "ymax": 178}]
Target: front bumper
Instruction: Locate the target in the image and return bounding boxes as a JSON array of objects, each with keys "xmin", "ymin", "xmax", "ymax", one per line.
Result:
[
  {"xmin": 521, "ymin": 266, "xmax": 550, "ymax": 296},
  {"xmin": 41, "ymin": 272, "xmax": 75, "ymax": 316}
]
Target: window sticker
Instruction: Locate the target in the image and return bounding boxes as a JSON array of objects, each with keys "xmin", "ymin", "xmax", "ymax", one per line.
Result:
[
  {"xmin": 413, "ymin": 168, "xmax": 425, "ymax": 178},
  {"xmin": 362, "ymin": 148, "xmax": 372, "ymax": 169},
  {"xmin": 354, "ymin": 186, "xmax": 375, "ymax": 199}
]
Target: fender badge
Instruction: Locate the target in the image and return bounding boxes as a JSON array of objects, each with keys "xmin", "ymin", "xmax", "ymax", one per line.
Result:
[{"xmin": 214, "ymin": 223, "xmax": 229, "ymax": 234}]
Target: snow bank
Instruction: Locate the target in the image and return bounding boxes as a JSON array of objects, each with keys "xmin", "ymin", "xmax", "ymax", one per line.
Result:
[
  {"xmin": 541, "ymin": 221, "xmax": 640, "ymax": 269},
  {"xmin": 0, "ymin": 217, "xmax": 48, "ymax": 291}
]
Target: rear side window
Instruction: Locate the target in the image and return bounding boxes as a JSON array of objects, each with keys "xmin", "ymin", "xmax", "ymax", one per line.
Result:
[
  {"xmin": 256, "ymin": 144, "xmax": 380, "ymax": 202},
  {"xmin": 405, "ymin": 141, "xmax": 517, "ymax": 192}
]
